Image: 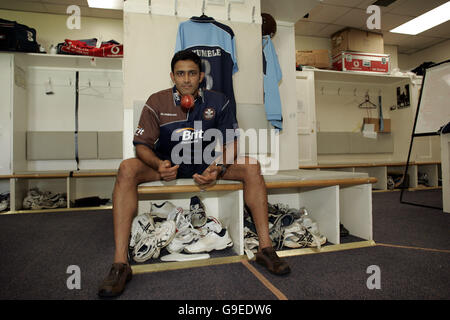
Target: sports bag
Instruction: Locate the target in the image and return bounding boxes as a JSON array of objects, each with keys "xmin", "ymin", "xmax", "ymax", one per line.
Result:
[
  {"xmin": 58, "ymin": 38, "xmax": 123, "ymax": 57},
  {"xmin": 0, "ymin": 18, "xmax": 39, "ymax": 53}
]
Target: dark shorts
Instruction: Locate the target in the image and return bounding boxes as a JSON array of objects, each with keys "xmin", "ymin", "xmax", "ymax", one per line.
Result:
[{"xmin": 154, "ymin": 150, "xmax": 210, "ymax": 179}]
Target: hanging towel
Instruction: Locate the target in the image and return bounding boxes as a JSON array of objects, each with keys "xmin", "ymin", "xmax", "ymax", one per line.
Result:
[{"xmin": 262, "ymin": 35, "xmax": 283, "ymax": 131}]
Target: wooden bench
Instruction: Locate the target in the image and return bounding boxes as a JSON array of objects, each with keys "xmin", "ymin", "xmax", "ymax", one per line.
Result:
[{"xmin": 300, "ymin": 161, "xmax": 441, "ymax": 190}]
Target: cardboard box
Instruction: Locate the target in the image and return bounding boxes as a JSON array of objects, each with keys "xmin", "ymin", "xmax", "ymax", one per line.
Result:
[
  {"xmin": 296, "ymin": 50, "xmax": 330, "ymax": 69},
  {"xmin": 332, "ymin": 51, "xmax": 390, "ymax": 73},
  {"xmin": 331, "ymin": 28, "xmax": 384, "ymax": 57},
  {"xmin": 363, "ymin": 117, "xmax": 391, "ymax": 133}
]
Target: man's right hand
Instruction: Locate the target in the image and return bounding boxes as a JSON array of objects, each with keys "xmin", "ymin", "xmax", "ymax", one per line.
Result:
[{"xmin": 158, "ymin": 160, "xmax": 179, "ymax": 181}]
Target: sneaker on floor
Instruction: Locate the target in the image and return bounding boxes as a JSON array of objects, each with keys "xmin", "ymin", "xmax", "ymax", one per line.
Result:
[
  {"xmin": 154, "ymin": 220, "xmax": 177, "ymax": 249},
  {"xmin": 133, "ymin": 233, "xmax": 158, "ymax": 263},
  {"xmin": 189, "ymin": 196, "xmax": 207, "ymax": 227},
  {"xmin": 255, "ymin": 247, "xmax": 290, "ymax": 275},
  {"xmin": 169, "ymin": 208, "xmax": 201, "ymax": 253},
  {"xmin": 198, "ymin": 216, "xmax": 223, "ymax": 236},
  {"xmin": 150, "ymin": 201, "xmax": 177, "ymax": 219},
  {"xmin": 167, "ymin": 229, "xmax": 200, "ymax": 253},
  {"xmin": 133, "ymin": 220, "xmax": 177, "ymax": 262},
  {"xmin": 184, "ymin": 228, "xmax": 233, "ymax": 253},
  {"xmin": 129, "ymin": 212, "xmax": 155, "ymax": 252},
  {"xmin": 284, "ymin": 219, "xmax": 326, "ymax": 249},
  {"xmin": 300, "ymin": 215, "xmax": 326, "ymax": 247},
  {"xmin": 22, "ymin": 188, "xmax": 42, "ymax": 209},
  {"xmin": 0, "ymin": 193, "xmax": 9, "ymax": 212},
  {"xmin": 31, "ymin": 197, "xmax": 59, "ymax": 210},
  {"xmin": 98, "ymin": 263, "xmax": 132, "ymax": 298}
]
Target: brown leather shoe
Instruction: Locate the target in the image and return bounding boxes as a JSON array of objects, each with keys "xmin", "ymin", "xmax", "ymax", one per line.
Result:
[
  {"xmin": 98, "ymin": 263, "xmax": 132, "ymax": 298},
  {"xmin": 255, "ymin": 247, "xmax": 291, "ymax": 275}
]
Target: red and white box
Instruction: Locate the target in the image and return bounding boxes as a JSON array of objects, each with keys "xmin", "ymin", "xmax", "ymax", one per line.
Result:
[{"xmin": 332, "ymin": 51, "xmax": 390, "ymax": 73}]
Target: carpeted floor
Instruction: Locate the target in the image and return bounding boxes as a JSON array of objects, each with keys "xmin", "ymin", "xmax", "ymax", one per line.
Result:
[{"xmin": 0, "ymin": 189, "xmax": 448, "ymax": 300}]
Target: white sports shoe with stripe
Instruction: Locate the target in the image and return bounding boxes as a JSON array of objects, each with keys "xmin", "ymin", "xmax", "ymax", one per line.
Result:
[
  {"xmin": 129, "ymin": 212, "xmax": 155, "ymax": 251},
  {"xmin": 133, "ymin": 220, "xmax": 176, "ymax": 263},
  {"xmin": 184, "ymin": 221, "xmax": 233, "ymax": 254},
  {"xmin": 167, "ymin": 207, "xmax": 200, "ymax": 253},
  {"xmin": 150, "ymin": 201, "xmax": 177, "ymax": 219}
]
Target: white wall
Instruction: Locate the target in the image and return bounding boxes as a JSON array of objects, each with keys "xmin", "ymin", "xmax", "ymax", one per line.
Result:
[{"xmin": 399, "ymin": 39, "xmax": 450, "ymax": 71}]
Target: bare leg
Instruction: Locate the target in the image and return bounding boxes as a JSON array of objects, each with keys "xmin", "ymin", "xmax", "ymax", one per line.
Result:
[
  {"xmin": 112, "ymin": 158, "xmax": 160, "ymax": 264},
  {"xmin": 221, "ymin": 156, "xmax": 272, "ymax": 249}
]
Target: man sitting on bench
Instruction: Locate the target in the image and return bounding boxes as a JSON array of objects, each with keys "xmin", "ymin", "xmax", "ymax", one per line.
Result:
[{"xmin": 98, "ymin": 50, "xmax": 290, "ymax": 298}]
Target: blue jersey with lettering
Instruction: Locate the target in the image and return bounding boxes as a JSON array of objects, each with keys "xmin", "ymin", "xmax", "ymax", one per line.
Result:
[{"xmin": 175, "ymin": 16, "xmax": 238, "ymax": 117}]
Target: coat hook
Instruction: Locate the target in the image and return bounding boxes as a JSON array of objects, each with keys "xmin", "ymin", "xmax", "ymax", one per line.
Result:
[
  {"xmin": 202, "ymin": 0, "xmax": 206, "ymax": 15},
  {"xmin": 252, "ymin": 6, "xmax": 255, "ymax": 23},
  {"xmin": 148, "ymin": 0, "xmax": 151, "ymax": 14},
  {"xmin": 228, "ymin": 2, "xmax": 231, "ymax": 20},
  {"xmin": 174, "ymin": 0, "xmax": 178, "ymax": 16}
]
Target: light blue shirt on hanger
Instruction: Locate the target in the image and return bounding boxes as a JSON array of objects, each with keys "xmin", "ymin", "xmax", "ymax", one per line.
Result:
[{"xmin": 262, "ymin": 35, "xmax": 283, "ymax": 131}]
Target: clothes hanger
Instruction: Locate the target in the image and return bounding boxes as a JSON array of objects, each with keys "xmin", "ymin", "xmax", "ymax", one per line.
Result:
[
  {"xmin": 78, "ymin": 80, "xmax": 104, "ymax": 97},
  {"xmin": 200, "ymin": 0, "xmax": 208, "ymax": 18},
  {"xmin": 358, "ymin": 92, "xmax": 377, "ymax": 109}
]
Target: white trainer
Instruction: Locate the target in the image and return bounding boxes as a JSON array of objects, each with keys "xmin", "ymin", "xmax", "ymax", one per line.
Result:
[
  {"xmin": 129, "ymin": 212, "xmax": 155, "ymax": 251},
  {"xmin": 150, "ymin": 201, "xmax": 177, "ymax": 219},
  {"xmin": 184, "ymin": 228, "xmax": 233, "ymax": 253},
  {"xmin": 167, "ymin": 208, "xmax": 200, "ymax": 253},
  {"xmin": 198, "ymin": 216, "xmax": 223, "ymax": 236},
  {"xmin": 189, "ymin": 196, "xmax": 207, "ymax": 227},
  {"xmin": 283, "ymin": 220, "xmax": 326, "ymax": 249},
  {"xmin": 153, "ymin": 220, "xmax": 177, "ymax": 249},
  {"xmin": 133, "ymin": 233, "xmax": 158, "ymax": 263},
  {"xmin": 133, "ymin": 220, "xmax": 176, "ymax": 263}
]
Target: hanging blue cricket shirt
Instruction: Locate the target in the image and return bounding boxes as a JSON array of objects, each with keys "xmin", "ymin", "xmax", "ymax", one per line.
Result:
[
  {"xmin": 175, "ymin": 16, "xmax": 238, "ymax": 118},
  {"xmin": 262, "ymin": 35, "xmax": 283, "ymax": 131}
]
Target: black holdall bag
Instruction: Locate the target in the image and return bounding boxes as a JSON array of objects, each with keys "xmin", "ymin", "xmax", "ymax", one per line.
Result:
[{"xmin": 0, "ymin": 18, "xmax": 39, "ymax": 53}]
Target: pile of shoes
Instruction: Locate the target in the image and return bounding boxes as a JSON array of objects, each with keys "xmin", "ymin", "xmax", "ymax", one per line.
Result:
[
  {"xmin": 0, "ymin": 192, "xmax": 10, "ymax": 212},
  {"xmin": 128, "ymin": 196, "xmax": 233, "ymax": 263},
  {"xmin": 418, "ymin": 172, "xmax": 429, "ymax": 187},
  {"xmin": 22, "ymin": 188, "xmax": 67, "ymax": 210},
  {"xmin": 244, "ymin": 203, "xmax": 327, "ymax": 257}
]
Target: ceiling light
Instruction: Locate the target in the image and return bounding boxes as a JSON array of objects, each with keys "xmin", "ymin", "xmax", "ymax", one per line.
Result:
[
  {"xmin": 390, "ymin": 1, "xmax": 450, "ymax": 35},
  {"xmin": 87, "ymin": 0, "xmax": 124, "ymax": 10}
]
